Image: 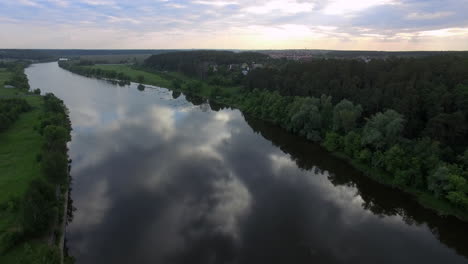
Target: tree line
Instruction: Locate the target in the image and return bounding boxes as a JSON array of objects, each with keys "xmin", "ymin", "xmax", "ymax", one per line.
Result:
[{"xmin": 144, "ymin": 50, "xmax": 268, "ymax": 79}]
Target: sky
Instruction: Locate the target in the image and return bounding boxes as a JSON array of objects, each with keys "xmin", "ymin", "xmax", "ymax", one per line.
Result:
[{"xmin": 0, "ymin": 0, "xmax": 467, "ymax": 50}]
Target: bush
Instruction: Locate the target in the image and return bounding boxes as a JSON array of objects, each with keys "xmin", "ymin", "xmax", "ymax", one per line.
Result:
[
  {"xmin": 20, "ymin": 244, "xmax": 61, "ymax": 264},
  {"xmin": 0, "ymin": 230, "xmax": 22, "ymax": 254},
  {"xmin": 323, "ymin": 132, "xmax": 342, "ymax": 152},
  {"xmin": 0, "ymin": 99, "xmax": 32, "ymax": 132},
  {"xmin": 20, "ymin": 179, "xmax": 56, "ymax": 236}
]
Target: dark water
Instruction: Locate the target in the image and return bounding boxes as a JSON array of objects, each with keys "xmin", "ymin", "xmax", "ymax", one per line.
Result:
[{"xmin": 26, "ymin": 62, "xmax": 468, "ymax": 264}]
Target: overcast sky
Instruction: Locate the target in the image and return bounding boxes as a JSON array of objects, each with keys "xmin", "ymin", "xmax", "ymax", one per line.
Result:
[{"xmin": 0, "ymin": 0, "xmax": 467, "ymax": 50}]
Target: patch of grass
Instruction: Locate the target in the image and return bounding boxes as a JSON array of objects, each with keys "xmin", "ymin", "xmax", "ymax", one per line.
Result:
[
  {"xmin": 0, "ymin": 68, "xmax": 12, "ymax": 87},
  {"xmin": 87, "ymin": 64, "xmax": 173, "ymax": 87},
  {"xmin": 85, "ymin": 64, "xmax": 243, "ymax": 99},
  {"xmin": 0, "ymin": 87, "xmax": 45, "ymax": 262},
  {"xmin": 0, "ymin": 67, "xmax": 22, "ymax": 97},
  {"xmin": 0, "ymin": 98, "xmax": 43, "ymax": 204},
  {"xmin": 0, "ymin": 241, "xmax": 44, "ymax": 264}
]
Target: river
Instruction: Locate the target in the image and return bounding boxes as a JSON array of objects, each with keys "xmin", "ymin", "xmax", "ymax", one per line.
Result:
[{"xmin": 26, "ymin": 62, "xmax": 468, "ymax": 264}]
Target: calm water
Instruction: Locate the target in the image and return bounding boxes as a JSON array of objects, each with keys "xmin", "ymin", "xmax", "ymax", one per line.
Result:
[{"xmin": 26, "ymin": 62, "xmax": 468, "ymax": 264}]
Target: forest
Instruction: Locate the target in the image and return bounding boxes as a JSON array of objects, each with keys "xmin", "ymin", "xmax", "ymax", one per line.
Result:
[
  {"xmin": 244, "ymin": 55, "xmax": 468, "ymax": 153},
  {"xmin": 144, "ymin": 50, "xmax": 269, "ymax": 79}
]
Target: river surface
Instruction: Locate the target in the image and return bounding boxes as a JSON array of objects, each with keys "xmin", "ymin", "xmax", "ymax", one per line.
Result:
[{"xmin": 26, "ymin": 62, "xmax": 468, "ymax": 264}]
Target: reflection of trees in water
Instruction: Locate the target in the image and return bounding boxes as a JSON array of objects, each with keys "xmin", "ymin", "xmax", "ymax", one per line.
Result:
[
  {"xmin": 65, "ymin": 166, "xmax": 76, "ymax": 261},
  {"xmin": 184, "ymin": 93, "xmax": 206, "ymax": 106},
  {"xmin": 243, "ymin": 114, "xmax": 468, "ymax": 259},
  {"xmin": 177, "ymin": 92, "xmax": 230, "ymax": 112},
  {"xmin": 172, "ymin": 91, "xmax": 181, "ymax": 99},
  {"xmin": 208, "ymin": 100, "xmax": 231, "ymax": 112}
]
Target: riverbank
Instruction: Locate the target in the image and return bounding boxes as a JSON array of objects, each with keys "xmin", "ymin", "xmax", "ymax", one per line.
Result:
[
  {"xmin": 58, "ymin": 62, "xmax": 468, "ymax": 222},
  {"xmin": 0, "ymin": 64, "xmax": 72, "ymax": 263}
]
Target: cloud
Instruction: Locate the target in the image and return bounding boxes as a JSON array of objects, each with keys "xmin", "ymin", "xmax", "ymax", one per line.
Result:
[
  {"xmin": 322, "ymin": 0, "xmax": 397, "ymax": 15},
  {"xmin": 80, "ymin": 0, "xmax": 115, "ymax": 6},
  {"xmin": 106, "ymin": 15, "xmax": 142, "ymax": 24},
  {"xmin": 243, "ymin": 0, "xmax": 315, "ymax": 15},
  {"xmin": 47, "ymin": 0, "xmax": 69, "ymax": 7},
  {"xmin": 17, "ymin": 0, "xmax": 40, "ymax": 7},
  {"xmin": 193, "ymin": 0, "xmax": 238, "ymax": 7},
  {"xmin": 0, "ymin": 0, "xmax": 467, "ymax": 49},
  {"xmin": 407, "ymin": 11, "xmax": 454, "ymax": 20}
]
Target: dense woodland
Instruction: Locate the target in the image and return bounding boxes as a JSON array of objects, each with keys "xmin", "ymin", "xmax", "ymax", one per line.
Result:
[
  {"xmin": 0, "ymin": 49, "xmax": 175, "ymax": 61},
  {"xmin": 144, "ymin": 51, "xmax": 269, "ymax": 79},
  {"xmin": 245, "ymin": 56, "xmax": 468, "ymax": 154}
]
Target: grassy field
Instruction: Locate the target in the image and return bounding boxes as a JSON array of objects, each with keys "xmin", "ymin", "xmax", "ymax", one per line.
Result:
[
  {"xmin": 0, "ymin": 68, "xmax": 12, "ymax": 88},
  {"xmin": 0, "ymin": 66, "xmax": 49, "ymax": 262},
  {"xmin": 0, "ymin": 68, "xmax": 23, "ymax": 97},
  {"xmin": 85, "ymin": 64, "xmax": 242, "ymax": 99},
  {"xmin": 0, "ymin": 92, "xmax": 43, "ymax": 205},
  {"xmin": 87, "ymin": 64, "xmax": 173, "ymax": 87}
]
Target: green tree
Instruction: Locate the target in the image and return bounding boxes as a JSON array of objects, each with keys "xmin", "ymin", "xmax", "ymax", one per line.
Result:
[
  {"xmin": 319, "ymin": 95, "xmax": 333, "ymax": 130},
  {"xmin": 20, "ymin": 244, "xmax": 60, "ymax": 264},
  {"xmin": 332, "ymin": 99, "xmax": 362, "ymax": 133},
  {"xmin": 459, "ymin": 148, "xmax": 468, "ymax": 168},
  {"xmin": 43, "ymin": 125, "xmax": 68, "ymax": 151},
  {"xmin": 323, "ymin": 132, "xmax": 343, "ymax": 152},
  {"xmin": 42, "ymin": 150, "xmax": 68, "ymax": 183},
  {"xmin": 362, "ymin": 109, "xmax": 405, "ymax": 150},
  {"xmin": 428, "ymin": 165, "xmax": 452, "ymax": 198},
  {"xmin": 358, "ymin": 148, "xmax": 372, "ymax": 163},
  {"xmin": 20, "ymin": 180, "xmax": 56, "ymax": 235},
  {"xmin": 290, "ymin": 100, "xmax": 322, "ymax": 141},
  {"xmin": 343, "ymin": 131, "xmax": 362, "ymax": 158}
]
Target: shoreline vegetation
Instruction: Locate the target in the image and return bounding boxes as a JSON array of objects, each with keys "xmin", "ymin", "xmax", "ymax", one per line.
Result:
[
  {"xmin": 0, "ymin": 62, "xmax": 73, "ymax": 264},
  {"xmin": 59, "ymin": 51, "xmax": 468, "ymax": 222}
]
